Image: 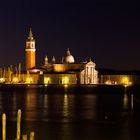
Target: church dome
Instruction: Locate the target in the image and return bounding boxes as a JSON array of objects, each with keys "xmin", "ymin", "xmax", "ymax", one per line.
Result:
[{"xmin": 62, "ymin": 48, "xmax": 75, "ymax": 63}]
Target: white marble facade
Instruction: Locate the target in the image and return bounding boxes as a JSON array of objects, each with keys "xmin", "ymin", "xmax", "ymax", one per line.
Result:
[{"xmin": 80, "ymin": 60, "xmax": 98, "ymax": 84}]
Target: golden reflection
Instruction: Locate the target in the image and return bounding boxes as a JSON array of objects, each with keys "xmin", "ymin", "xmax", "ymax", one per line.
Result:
[
  {"xmin": 64, "ymin": 84, "xmax": 68, "ymax": 93},
  {"xmin": 25, "ymin": 90, "xmax": 37, "ymax": 121},
  {"xmin": 44, "ymin": 94, "xmax": 48, "ymax": 108},
  {"xmin": 123, "ymin": 94, "xmax": 128, "ymax": 109},
  {"xmin": 63, "ymin": 94, "xmax": 69, "ymax": 117},
  {"xmin": 0, "ymin": 93, "xmax": 2, "ymax": 110},
  {"xmin": 12, "ymin": 93, "xmax": 17, "ymax": 117},
  {"xmin": 131, "ymin": 94, "xmax": 134, "ymax": 110},
  {"xmin": 43, "ymin": 94, "xmax": 48, "ymax": 119}
]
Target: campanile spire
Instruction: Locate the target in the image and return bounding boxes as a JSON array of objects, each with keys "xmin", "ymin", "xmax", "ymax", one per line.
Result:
[{"xmin": 28, "ymin": 28, "xmax": 34, "ymax": 41}]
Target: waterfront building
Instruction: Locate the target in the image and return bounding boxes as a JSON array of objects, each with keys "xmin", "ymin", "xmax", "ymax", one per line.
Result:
[
  {"xmin": 0, "ymin": 29, "xmax": 99, "ymax": 85},
  {"xmin": 98, "ymin": 69, "xmax": 140, "ymax": 85},
  {"xmin": 25, "ymin": 29, "xmax": 98, "ymax": 85},
  {"xmin": 1, "ymin": 29, "xmax": 140, "ymax": 86}
]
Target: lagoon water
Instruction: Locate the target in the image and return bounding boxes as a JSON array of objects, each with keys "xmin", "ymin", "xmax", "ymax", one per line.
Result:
[{"xmin": 0, "ymin": 85, "xmax": 140, "ymax": 140}]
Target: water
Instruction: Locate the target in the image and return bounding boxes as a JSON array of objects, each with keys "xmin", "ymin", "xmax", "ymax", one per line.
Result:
[{"xmin": 0, "ymin": 85, "xmax": 140, "ymax": 140}]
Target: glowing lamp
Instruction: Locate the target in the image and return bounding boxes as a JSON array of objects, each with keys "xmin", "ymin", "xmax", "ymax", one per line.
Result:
[
  {"xmin": 0, "ymin": 78, "xmax": 5, "ymax": 83},
  {"xmin": 26, "ymin": 77, "xmax": 33, "ymax": 84},
  {"xmin": 44, "ymin": 77, "xmax": 51, "ymax": 84},
  {"xmin": 62, "ymin": 77, "xmax": 69, "ymax": 85},
  {"xmin": 121, "ymin": 77, "xmax": 132, "ymax": 85},
  {"xmin": 13, "ymin": 77, "xmax": 19, "ymax": 83}
]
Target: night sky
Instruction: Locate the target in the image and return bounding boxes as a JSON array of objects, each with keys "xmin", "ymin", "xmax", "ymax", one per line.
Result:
[{"xmin": 0, "ymin": 0, "xmax": 140, "ymax": 70}]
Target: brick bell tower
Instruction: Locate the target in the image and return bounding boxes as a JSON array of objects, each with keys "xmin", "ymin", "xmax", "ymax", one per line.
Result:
[{"xmin": 25, "ymin": 28, "xmax": 36, "ymax": 70}]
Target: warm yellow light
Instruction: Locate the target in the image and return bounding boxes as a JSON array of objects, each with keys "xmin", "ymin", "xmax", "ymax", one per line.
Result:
[
  {"xmin": 53, "ymin": 64, "xmax": 66, "ymax": 72},
  {"xmin": 44, "ymin": 77, "xmax": 51, "ymax": 84},
  {"xmin": 64, "ymin": 84, "xmax": 68, "ymax": 88},
  {"xmin": 121, "ymin": 77, "xmax": 132, "ymax": 85},
  {"xmin": 13, "ymin": 77, "xmax": 19, "ymax": 83},
  {"xmin": 0, "ymin": 78, "xmax": 5, "ymax": 83},
  {"xmin": 105, "ymin": 80, "xmax": 112, "ymax": 85},
  {"xmin": 26, "ymin": 77, "xmax": 33, "ymax": 84},
  {"xmin": 62, "ymin": 77, "xmax": 69, "ymax": 85}
]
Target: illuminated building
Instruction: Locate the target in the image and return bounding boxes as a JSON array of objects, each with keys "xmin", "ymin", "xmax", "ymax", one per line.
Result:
[
  {"xmin": 0, "ymin": 29, "xmax": 99, "ymax": 85},
  {"xmin": 23, "ymin": 29, "xmax": 98, "ymax": 85},
  {"xmin": 80, "ymin": 60, "xmax": 98, "ymax": 84},
  {"xmin": 98, "ymin": 70, "xmax": 140, "ymax": 85},
  {"xmin": 28, "ymin": 54, "xmax": 98, "ymax": 85},
  {"xmin": 1, "ymin": 29, "xmax": 140, "ymax": 85},
  {"xmin": 25, "ymin": 28, "xmax": 36, "ymax": 70}
]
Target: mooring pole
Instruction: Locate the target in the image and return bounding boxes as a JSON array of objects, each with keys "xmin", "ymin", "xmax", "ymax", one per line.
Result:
[
  {"xmin": 22, "ymin": 134, "xmax": 27, "ymax": 140},
  {"xmin": 2, "ymin": 113, "xmax": 6, "ymax": 140},
  {"xmin": 16, "ymin": 109, "xmax": 21, "ymax": 140},
  {"xmin": 30, "ymin": 131, "xmax": 35, "ymax": 140}
]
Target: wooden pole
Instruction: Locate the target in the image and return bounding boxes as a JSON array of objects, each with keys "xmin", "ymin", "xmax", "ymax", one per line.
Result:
[
  {"xmin": 16, "ymin": 109, "xmax": 21, "ymax": 140},
  {"xmin": 30, "ymin": 132, "xmax": 35, "ymax": 140},
  {"xmin": 2, "ymin": 113, "xmax": 6, "ymax": 140},
  {"xmin": 22, "ymin": 134, "xmax": 27, "ymax": 140}
]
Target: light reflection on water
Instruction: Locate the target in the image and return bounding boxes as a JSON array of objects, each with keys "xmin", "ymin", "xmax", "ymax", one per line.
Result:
[
  {"xmin": 25, "ymin": 89, "xmax": 38, "ymax": 121},
  {"xmin": 123, "ymin": 93, "xmax": 129, "ymax": 110},
  {"xmin": 63, "ymin": 94, "xmax": 69, "ymax": 118},
  {"xmin": 0, "ymin": 86, "xmax": 140, "ymax": 140}
]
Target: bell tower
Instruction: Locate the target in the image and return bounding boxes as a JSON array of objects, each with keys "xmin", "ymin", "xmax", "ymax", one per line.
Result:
[{"xmin": 25, "ymin": 28, "xmax": 36, "ymax": 70}]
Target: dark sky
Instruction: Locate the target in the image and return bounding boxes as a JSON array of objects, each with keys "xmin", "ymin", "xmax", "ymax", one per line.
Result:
[{"xmin": 0, "ymin": 0, "xmax": 140, "ymax": 70}]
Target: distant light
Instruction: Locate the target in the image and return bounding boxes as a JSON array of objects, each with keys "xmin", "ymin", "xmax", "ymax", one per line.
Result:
[
  {"xmin": 105, "ymin": 116, "xmax": 108, "ymax": 120},
  {"xmin": 121, "ymin": 76, "xmax": 132, "ymax": 86},
  {"xmin": 62, "ymin": 77, "xmax": 69, "ymax": 85},
  {"xmin": 0, "ymin": 78, "xmax": 5, "ymax": 83},
  {"xmin": 40, "ymin": 71, "xmax": 43, "ymax": 75},
  {"xmin": 64, "ymin": 84, "xmax": 68, "ymax": 88},
  {"xmin": 44, "ymin": 77, "xmax": 51, "ymax": 84},
  {"xmin": 105, "ymin": 80, "xmax": 112, "ymax": 85},
  {"xmin": 26, "ymin": 77, "xmax": 33, "ymax": 84},
  {"xmin": 31, "ymin": 69, "xmax": 40, "ymax": 73},
  {"xmin": 13, "ymin": 77, "xmax": 19, "ymax": 83}
]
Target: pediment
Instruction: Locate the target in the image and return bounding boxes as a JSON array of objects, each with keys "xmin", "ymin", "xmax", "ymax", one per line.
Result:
[{"xmin": 86, "ymin": 61, "xmax": 96, "ymax": 66}]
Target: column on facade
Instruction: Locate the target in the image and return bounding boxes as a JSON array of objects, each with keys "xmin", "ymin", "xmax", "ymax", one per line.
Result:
[
  {"xmin": 83, "ymin": 70, "xmax": 86, "ymax": 84},
  {"xmin": 91, "ymin": 67, "xmax": 93, "ymax": 84},
  {"xmin": 93, "ymin": 68, "xmax": 95, "ymax": 84},
  {"xmin": 86, "ymin": 67, "xmax": 88, "ymax": 84}
]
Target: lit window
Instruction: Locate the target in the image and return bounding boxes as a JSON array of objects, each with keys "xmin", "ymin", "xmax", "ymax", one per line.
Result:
[
  {"xmin": 26, "ymin": 77, "xmax": 33, "ymax": 84},
  {"xmin": 62, "ymin": 77, "xmax": 69, "ymax": 85},
  {"xmin": 13, "ymin": 77, "xmax": 19, "ymax": 83},
  {"xmin": 121, "ymin": 77, "xmax": 132, "ymax": 85},
  {"xmin": 0, "ymin": 78, "xmax": 5, "ymax": 83},
  {"xmin": 44, "ymin": 77, "xmax": 51, "ymax": 84}
]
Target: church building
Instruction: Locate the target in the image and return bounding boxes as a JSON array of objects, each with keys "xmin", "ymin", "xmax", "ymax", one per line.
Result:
[{"xmin": 25, "ymin": 29, "xmax": 98, "ymax": 85}]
